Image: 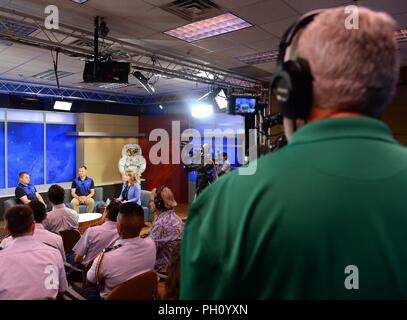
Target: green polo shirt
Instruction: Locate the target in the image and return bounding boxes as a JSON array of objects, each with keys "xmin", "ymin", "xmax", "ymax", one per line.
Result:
[{"xmin": 181, "ymin": 117, "xmax": 407, "ymax": 299}]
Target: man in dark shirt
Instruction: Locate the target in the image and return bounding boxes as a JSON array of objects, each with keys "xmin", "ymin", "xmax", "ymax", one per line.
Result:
[
  {"xmin": 70, "ymin": 166, "xmax": 95, "ymax": 213},
  {"xmin": 15, "ymin": 172, "xmax": 45, "ymax": 206}
]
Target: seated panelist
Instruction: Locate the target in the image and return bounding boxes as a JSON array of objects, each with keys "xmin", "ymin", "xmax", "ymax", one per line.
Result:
[
  {"xmin": 71, "ymin": 165, "xmax": 95, "ymax": 213},
  {"xmin": 15, "ymin": 171, "xmax": 45, "ymax": 206},
  {"xmin": 117, "ymin": 170, "xmax": 141, "ymax": 205}
]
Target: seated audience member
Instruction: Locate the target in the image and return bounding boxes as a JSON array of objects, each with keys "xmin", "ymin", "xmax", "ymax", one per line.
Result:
[
  {"xmin": 71, "ymin": 166, "xmax": 95, "ymax": 213},
  {"xmin": 181, "ymin": 8, "xmax": 407, "ymax": 299},
  {"xmin": 0, "ymin": 205, "xmax": 67, "ymax": 299},
  {"xmin": 164, "ymin": 242, "xmax": 181, "ymax": 300},
  {"xmin": 149, "ymin": 186, "xmax": 183, "ymax": 275},
  {"xmin": 72, "ymin": 199, "xmax": 121, "ymax": 266},
  {"xmin": 82, "ymin": 202, "xmax": 156, "ymax": 299},
  {"xmin": 43, "ymin": 184, "xmax": 79, "ymax": 234},
  {"xmin": 15, "ymin": 171, "xmax": 45, "ymax": 206},
  {"xmin": 117, "ymin": 170, "xmax": 141, "ymax": 205},
  {"xmin": 0, "ymin": 201, "xmax": 65, "ymax": 261}
]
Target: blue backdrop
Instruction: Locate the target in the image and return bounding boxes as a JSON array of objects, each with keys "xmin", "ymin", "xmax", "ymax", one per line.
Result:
[
  {"xmin": 0, "ymin": 122, "xmax": 4, "ymax": 188},
  {"xmin": 46, "ymin": 124, "xmax": 76, "ymax": 184},
  {"xmin": 7, "ymin": 122, "xmax": 44, "ymax": 187}
]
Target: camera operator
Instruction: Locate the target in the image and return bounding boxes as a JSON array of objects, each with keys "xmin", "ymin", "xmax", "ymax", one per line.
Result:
[{"xmin": 181, "ymin": 7, "xmax": 406, "ymax": 299}]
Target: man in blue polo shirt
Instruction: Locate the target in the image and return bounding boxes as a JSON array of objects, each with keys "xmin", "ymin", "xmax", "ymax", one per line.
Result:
[
  {"xmin": 70, "ymin": 166, "xmax": 95, "ymax": 213},
  {"xmin": 15, "ymin": 172, "xmax": 46, "ymax": 206}
]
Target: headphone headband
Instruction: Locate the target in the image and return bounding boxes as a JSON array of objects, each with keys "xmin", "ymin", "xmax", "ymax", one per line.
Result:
[
  {"xmin": 272, "ymin": 9, "xmax": 324, "ymax": 120},
  {"xmin": 277, "ymin": 10, "xmax": 324, "ymax": 65}
]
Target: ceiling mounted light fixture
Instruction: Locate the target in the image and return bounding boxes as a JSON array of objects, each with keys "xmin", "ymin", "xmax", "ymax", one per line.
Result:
[
  {"xmin": 214, "ymin": 89, "xmax": 228, "ymax": 110},
  {"xmin": 53, "ymin": 100, "xmax": 72, "ymax": 111},
  {"xmin": 133, "ymin": 71, "xmax": 155, "ymax": 94},
  {"xmin": 237, "ymin": 50, "xmax": 280, "ymax": 65},
  {"xmin": 70, "ymin": 0, "xmax": 89, "ymax": 4},
  {"xmin": 164, "ymin": 13, "xmax": 252, "ymax": 42}
]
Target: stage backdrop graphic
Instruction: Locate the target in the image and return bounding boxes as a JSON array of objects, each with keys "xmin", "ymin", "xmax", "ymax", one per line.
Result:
[
  {"xmin": 7, "ymin": 122, "xmax": 44, "ymax": 188},
  {"xmin": 5, "ymin": 122, "xmax": 76, "ymax": 188},
  {"xmin": 46, "ymin": 124, "xmax": 76, "ymax": 184},
  {"xmin": 0, "ymin": 122, "xmax": 4, "ymax": 188}
]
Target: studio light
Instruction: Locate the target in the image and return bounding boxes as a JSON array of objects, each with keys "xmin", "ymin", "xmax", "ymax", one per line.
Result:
[
  {"xmin": 133, "ymin": 71, "xmax": 155, "ymax": 94},
  {"xmin": 214, "ymin": 89, "xmax": 228, "ymax": 110},
  {"xmin": 70, "ymin": 0, "xmax": 88, "ymax": 4},
  {"xmin": 191, "ymin": 103, "xmax": 213, "ymax": 118},
  {"xmin": 53, "ymin": 100, "xmax": 72, "ymax": 111}
]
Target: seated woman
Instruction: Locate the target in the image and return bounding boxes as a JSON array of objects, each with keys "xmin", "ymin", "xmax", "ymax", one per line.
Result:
[{"xmin": 117, "ymin": 170, "xmax": 141, "ymax": 205}]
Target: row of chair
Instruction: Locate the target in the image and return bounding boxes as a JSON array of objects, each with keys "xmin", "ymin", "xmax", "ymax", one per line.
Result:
[{"xmin": 61, "ymin": 229, "xmax": 158, "ymax": 300}]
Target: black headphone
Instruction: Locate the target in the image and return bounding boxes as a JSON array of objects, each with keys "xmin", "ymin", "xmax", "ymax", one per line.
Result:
[
  {"xmin": 154, "ymin": 185, "xmax": 166, "ymax": 211},
  {"xmin": 271, "ymin": 10, "xmax": 323, "ymax": 120}
]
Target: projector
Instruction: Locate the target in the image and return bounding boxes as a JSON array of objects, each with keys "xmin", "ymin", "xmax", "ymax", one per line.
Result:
[{"xmin": 83, "ymin": 61, "xmax": 130, "ymax": 83}]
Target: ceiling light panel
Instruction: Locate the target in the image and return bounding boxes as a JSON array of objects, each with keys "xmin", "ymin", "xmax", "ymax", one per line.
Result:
[
  {"xmin": 164, "ymin": 13, "xmax": 252, "ymax": 42},
  {"xmin": 237, "ymin": 50, "xmax": 279, "ymax": 65}
]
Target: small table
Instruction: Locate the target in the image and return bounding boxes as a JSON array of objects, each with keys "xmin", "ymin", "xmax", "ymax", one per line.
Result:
[{"xmin": 78, "ymin": 213, "xmax": 103, "ymax": 234}]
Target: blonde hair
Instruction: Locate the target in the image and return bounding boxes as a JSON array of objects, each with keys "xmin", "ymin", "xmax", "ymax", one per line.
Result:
[
  {"xmin": 124, "ymin": 170, "xmax": 140, "ymax": 186},
  {"xmin": 295, "ymin": 7, "xmax": 400, "ymax": 116}
]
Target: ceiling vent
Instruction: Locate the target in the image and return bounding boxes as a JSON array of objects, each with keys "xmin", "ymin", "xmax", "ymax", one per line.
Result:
[
  {"xmin": 32, "ymin": 69, "xmax": 75, "ymax": 81},
  {"xmin": 160, "ymin": 0, "xmax": 224, "ymax": 22},
  {"xmin": 69, "ymin": 39, "xmax": 94, "ymax": 48},
  {"xmin": 0, "ymin": 18, "xmax": 37, "ymax": 46},
  {"xmin": 0, "ymin": 18, "xmax": 37, "ymax": 36}
]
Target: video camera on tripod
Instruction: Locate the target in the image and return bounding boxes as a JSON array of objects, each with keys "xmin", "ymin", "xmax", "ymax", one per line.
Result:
[{"xmin": 260, "ymin": 112, "xmax": 287, "ymax": 152}]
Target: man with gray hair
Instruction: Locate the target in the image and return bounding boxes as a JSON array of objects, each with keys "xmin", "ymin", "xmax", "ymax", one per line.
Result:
[{"xmin": 181, "ymin": 7, "xmax": 406, "ymax": 299}]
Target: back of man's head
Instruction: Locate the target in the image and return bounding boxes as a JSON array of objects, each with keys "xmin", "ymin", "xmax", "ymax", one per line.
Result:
[
  {"xmin": 47, "ymin": 184, "xmax": 65, "ymax": 205},
  {"xmin": 29, "ymin": 200, "xmax": 47, "ymax": 223},
  {"xmin": 106, "ymin": 199, "xmax": 121, "ymax": 222},
  {"xmin": 295, "ymin": 6, "xmax": 399, "ymax": 117},
  {"xmin": 117, "ymin": 202, "xmax": 144, "ymax": 238},
  {"xmin": 5, "ymin": 205, "xmax": 34, "ymax": 237}
]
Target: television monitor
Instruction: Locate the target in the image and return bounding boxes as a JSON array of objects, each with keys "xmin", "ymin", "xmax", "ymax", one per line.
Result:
[{"xmin": 230, "ymin": 96, "xmax": 257, "ymax": 114}]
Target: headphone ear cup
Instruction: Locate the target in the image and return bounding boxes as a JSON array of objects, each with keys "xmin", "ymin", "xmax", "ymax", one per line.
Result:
[
  {"xmin": 271, "ymin": 67, "xmax": 294, "ymax": 117},
  {"xmin": 271, "ymin": 58, "xmax": 313, "ymax": 119},
  {"xmin": 154, "ymin": 186, "xmax": 165, "ymax": 210}
]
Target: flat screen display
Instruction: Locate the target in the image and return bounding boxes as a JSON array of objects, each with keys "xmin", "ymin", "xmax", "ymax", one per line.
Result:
[{"xmin": 233, "ymin": 97, "xmax": 257, "ymax": 114}]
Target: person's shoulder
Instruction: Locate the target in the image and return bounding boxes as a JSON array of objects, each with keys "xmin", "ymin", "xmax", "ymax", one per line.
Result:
[
  {"xmin": 143, "ymin": 236, "xmax": 156, "ymax": 247},
  {"xmin": 24, "ymin": 238, "xmax": 60, "ymax": 255},
  {"xmin": 0, "ymin": 235, "xmax": 12, "ymax": 249},
  {"xmin": 42, "ymin": 228, "xmax": 63, "ymax": 241},
  {"xmin": 66, "ymin": 207, "xmax": 79, "ymax": 216},
  {"xmin": 36, "ymin": 241, "xmax": 62, "ymax": 260},
  {"xmin": 101, "ymin": 242, "xmax": 124, "ymax": 260}
]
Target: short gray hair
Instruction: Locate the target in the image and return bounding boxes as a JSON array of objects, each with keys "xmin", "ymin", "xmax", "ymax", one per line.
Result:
[{"xmin": 296, "ymin": 6, "xmax": 400, "ymax": 116}]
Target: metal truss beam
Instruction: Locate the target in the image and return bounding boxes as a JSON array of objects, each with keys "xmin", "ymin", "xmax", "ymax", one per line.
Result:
[
  {"xmin": 0, "ymin": 79, "xmax": 206, "ymax": 105},
  {"xmin": 0, "ymin": 7, "xmax": 265, "ymax": 91}
]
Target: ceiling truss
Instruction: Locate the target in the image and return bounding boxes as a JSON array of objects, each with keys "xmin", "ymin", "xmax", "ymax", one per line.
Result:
[{"xmin": 0, "ymin": 7, "xmax": 265, "ymax": 92}]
